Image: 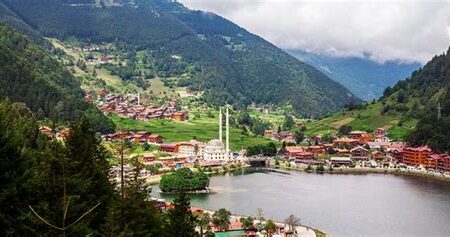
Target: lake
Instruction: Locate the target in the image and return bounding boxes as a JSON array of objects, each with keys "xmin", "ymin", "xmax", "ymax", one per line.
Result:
[{"xmin": 151, "ymin": 168, "xmax": 450, "ymax": 237}]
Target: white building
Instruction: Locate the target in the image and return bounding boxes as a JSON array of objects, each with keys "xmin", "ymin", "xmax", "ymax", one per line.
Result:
[
  {"xmin": 178, "ymin": 141, "xmax": 205, "ymax": 158},
  {"xmin": 203, "ymin": 139, "xmax": 227, "ymax": 160}
]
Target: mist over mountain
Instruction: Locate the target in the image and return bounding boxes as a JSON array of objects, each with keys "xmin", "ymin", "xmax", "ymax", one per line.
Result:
[{"xmin": 288, "ymin": 50, "xmax": 421, "ymax": 100}]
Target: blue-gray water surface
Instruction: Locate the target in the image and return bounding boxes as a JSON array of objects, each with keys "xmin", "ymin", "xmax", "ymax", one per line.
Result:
[{"xmin": 152, "ymin": 169, "xmax": 450, "ymax": 237}]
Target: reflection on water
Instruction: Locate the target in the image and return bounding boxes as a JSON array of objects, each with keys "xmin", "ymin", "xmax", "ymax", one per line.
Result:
[{"xmin": 151, "ymin": 168, "xmax": 450, "ymax": 237}]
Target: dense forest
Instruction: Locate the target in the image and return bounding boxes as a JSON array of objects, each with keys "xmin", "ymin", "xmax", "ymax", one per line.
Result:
[
  {"xmin": 0, "ymin": 100, "xmax": 200, "ymax": 236},
  {"xmin": 0, "ymin": 24, "xmax": 114, "ymax": 132},
  {"xmin": 0, "ymin": 0, "xmax": 360, "ymax": 117}
]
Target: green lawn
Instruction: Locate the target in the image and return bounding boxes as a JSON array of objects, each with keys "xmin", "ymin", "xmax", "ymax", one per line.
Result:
[{"xmin": 110, "ymin": 110, "xmax": 270, "ymax": 151}]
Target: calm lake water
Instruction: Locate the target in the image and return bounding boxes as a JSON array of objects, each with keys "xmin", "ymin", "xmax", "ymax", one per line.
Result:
[{"xmin": 151, "ymin": 169, "xmax": 450, "ymax": 237}]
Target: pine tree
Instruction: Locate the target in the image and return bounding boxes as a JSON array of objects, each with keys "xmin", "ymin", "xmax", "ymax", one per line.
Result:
[{"xmin": 165, "ymin": 193, "xmax": 197, "ymax": 237}]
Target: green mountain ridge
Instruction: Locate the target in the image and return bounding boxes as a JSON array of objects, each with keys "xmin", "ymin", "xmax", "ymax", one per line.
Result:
[{"xmin": 0, "ymin": 0, "xmax": 360, "ymax": 117}]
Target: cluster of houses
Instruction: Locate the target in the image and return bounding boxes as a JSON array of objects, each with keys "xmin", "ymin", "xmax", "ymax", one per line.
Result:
[
  {"xmin": 85, "ymin": 89, "xmax": 188, "ymax": 121},
  {"xmin": 39, "ymin": 126, "xmax": 71, "ymax": 140},
  {"xmin": 102, "ymin": 132, "xmax": 242, "ymax": 172},
  {"xmin": 283, "ymin": 128, "xmax": 450, "ymax": 173},
  {"xmin": 101, "ymin": 131, "xmax": 163, "ymax": 144},
  {"xmin": 264, "ymin": 130, "xmax": 296, "ymax": 143}
]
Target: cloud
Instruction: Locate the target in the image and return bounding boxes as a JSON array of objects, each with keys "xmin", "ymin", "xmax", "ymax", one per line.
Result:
[{"xmin": 180, "ymin": 0, "xmax": 450, "ymax": 64}]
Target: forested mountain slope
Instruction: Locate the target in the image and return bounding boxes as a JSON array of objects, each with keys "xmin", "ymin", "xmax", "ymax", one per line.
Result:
[
  {"xmin": 0, "ymin": 0, "xmax": 360, "ymax": 117},
  {"xmin": 390, "ymin": 49, "xmax": 450, "ymax": 152},
  {"xmin": 306, "ymin": 47, "xmax": 450, "ymax": 152},
  {"xmin": 0, "ymin": 24, "xmax": 114, "ymax": 132}
]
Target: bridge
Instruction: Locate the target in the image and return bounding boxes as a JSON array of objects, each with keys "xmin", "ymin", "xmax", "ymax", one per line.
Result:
[{"xmin": 247, "ymin": 156, "xmax": 271, "ymax": 167}]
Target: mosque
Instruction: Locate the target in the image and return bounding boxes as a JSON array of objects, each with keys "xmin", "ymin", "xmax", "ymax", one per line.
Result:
[{"xmin": 203, "ymin": 106, "xmax": 230, "ymax": 161}]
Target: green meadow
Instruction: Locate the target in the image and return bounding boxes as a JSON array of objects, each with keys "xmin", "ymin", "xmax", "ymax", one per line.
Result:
[
  {"xmin": 110, "ymin": 111, "xmax": 270, "ymax": 151},
  {"xmin": 305, "ymin": 102, "xmax": 416, "ymax": 141}
]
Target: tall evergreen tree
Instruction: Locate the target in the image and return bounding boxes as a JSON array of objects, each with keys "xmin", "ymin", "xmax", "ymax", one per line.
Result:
[{"xmin": 165, "ymin": 193, "xmax": 197, "ymax": 237}]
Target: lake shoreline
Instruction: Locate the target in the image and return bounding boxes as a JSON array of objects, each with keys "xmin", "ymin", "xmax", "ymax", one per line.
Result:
[
  {"xmin": 159, "ymin": 188, "xmax": 216, "ymax": 195},
  {"xmin": 274, "ymin": 164, "xmax": 450, "ymax": 182}
]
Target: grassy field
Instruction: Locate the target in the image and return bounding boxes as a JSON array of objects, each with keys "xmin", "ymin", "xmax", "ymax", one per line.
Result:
[
  {"xmin": 110, "ymin": 110, "xmax": 270, "ymax": 151},
  {"xmin": 305, "ymin": 102, "xmax": 416, "ymax": 140}
]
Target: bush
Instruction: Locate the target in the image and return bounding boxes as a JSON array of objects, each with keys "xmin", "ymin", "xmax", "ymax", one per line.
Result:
[{"xmin": 315, "ymin": 165, "xmax": 325, "ymax": 173}]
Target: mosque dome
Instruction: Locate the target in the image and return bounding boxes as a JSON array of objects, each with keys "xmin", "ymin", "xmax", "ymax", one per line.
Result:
[{"xmin": 206, "ymin": 139, "xmax": 225, "ymax": 148}]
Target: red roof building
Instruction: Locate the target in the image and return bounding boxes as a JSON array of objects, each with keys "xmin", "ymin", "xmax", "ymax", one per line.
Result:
[
  {"xmin": 333, "ymin": 138, "xmax": 359, "ymax": 149},
  {"xmin": 402, "ymin": 146, "xmax": 432, "ymax": 167},
  {"xmin": 348, "ymin": 131, "xmax": 367, "ymax": 139},
  {"xmin": 149, "ymin": 134, "xmax": 163, "ymax": 144},
  {"xmin": 170, "ymin": 111, "xmax": 188, "ymax": 121},
  {"xmin": 160, "ymin": 143, "xmax": 179, "ymax": 153},
  {"xmin": 285, "ymin": 146, "xmax": 306, "ymax": 158},
  {"xmin": 430, "ymin": 154, "xmax": 450, "ymax": 172},
  {"xmin": 350, "ymin": 146, "xmax": 369, "ymax": 160},
  {"xmin": 374, "ymin": 128, "xmax": 387, "ymax": 138}
]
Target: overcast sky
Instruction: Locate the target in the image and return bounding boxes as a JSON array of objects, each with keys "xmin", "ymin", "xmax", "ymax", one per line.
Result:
[{"xmin": 179, "ymin": 0, "xmax": 450, "ymax": 64}]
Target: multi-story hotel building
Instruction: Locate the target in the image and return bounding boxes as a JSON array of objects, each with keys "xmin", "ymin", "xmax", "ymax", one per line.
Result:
[{"xmin": 402, "ymin": 146, "xmax": 432, "ymax": 167}]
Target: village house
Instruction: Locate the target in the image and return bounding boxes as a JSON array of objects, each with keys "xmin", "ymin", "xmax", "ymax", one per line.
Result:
[
  {"xmin": 435, "ymin": 154, "xmax": 450, "ymax": 172},
  {"xmin": 307, "ymin": 145, "xmax": 324, "ymax": 154},
  {"xmin": 160, "ymin": 143, "xmax": 179, "ymax": 153},
  {"xmin": 285, "ymin": 146, "xmax": 306, "ymax": 158},
  {"xmin": 294, "ymin": 151, "xmax": 315, "ymax": 160},
  {"xmin": 334, "ymin": 147, "xmax": 350, "ymax": 155},
  {"xmin": 170, "ymin": 111, "xmax": 188, "ymax": 121},
  {"xmin": 272, "ymin": 131, "xmax": 296, "ymax": 143},
  {"xmin": 311, "ymin": 135, "xmax": 322, "ymax": 145},
  {"xmin": 374, "ymin": 128, "xmax": 387, "ymax": 138},
  {"xmin": 333, "ymin": 138, "xmax": 359, "ymax": 149},
  {"xmin": 264, "ymin": 130, "xmax": 274, "ymax": 138},
  {"xmin": 102, "ymin": 131, "xmax": 135, "ymax": 142},
  {"xmin": 133, "ymin": 131, "xmax": 152, "ymax": 143},
  {"xmin": 56, "ymin": 128, "xmax": 71, "ymax": 140},
  {"xmin": 330, "ymin": 157, "xmax": 353, "ymax": 166},
  {"xmin": 389, "ymin": 148, "xmax": 404, "ymax": 163},
  {"xmin": 424, "ymin": 154, "xmax": 444, "ymax": 170},
  {"xmin": 348, "ymin": 131, "xmax": 367, "ymax": 139},
  {"xmin": 39, "ymin": 126, "xmax": 54, "ymax": 137},
  {"xmin": 99, "ymin": 55, "xmax": 112, "ymax": 64},
  {"xmin": 350, "ymin": 146, "xmax": 369, "ymax": 160},
  {"xmin": 148, "ymin": 134, "xmax": 163, "ymax": 144},
  {"xmin": 371, "ymin": 151, "xmax": 385, "ymax": 160}
]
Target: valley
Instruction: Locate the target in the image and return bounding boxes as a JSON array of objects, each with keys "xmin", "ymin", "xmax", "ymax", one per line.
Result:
[{"xmin": 1, "ymin": 1, "xmax": 450, "ymax": 237}]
